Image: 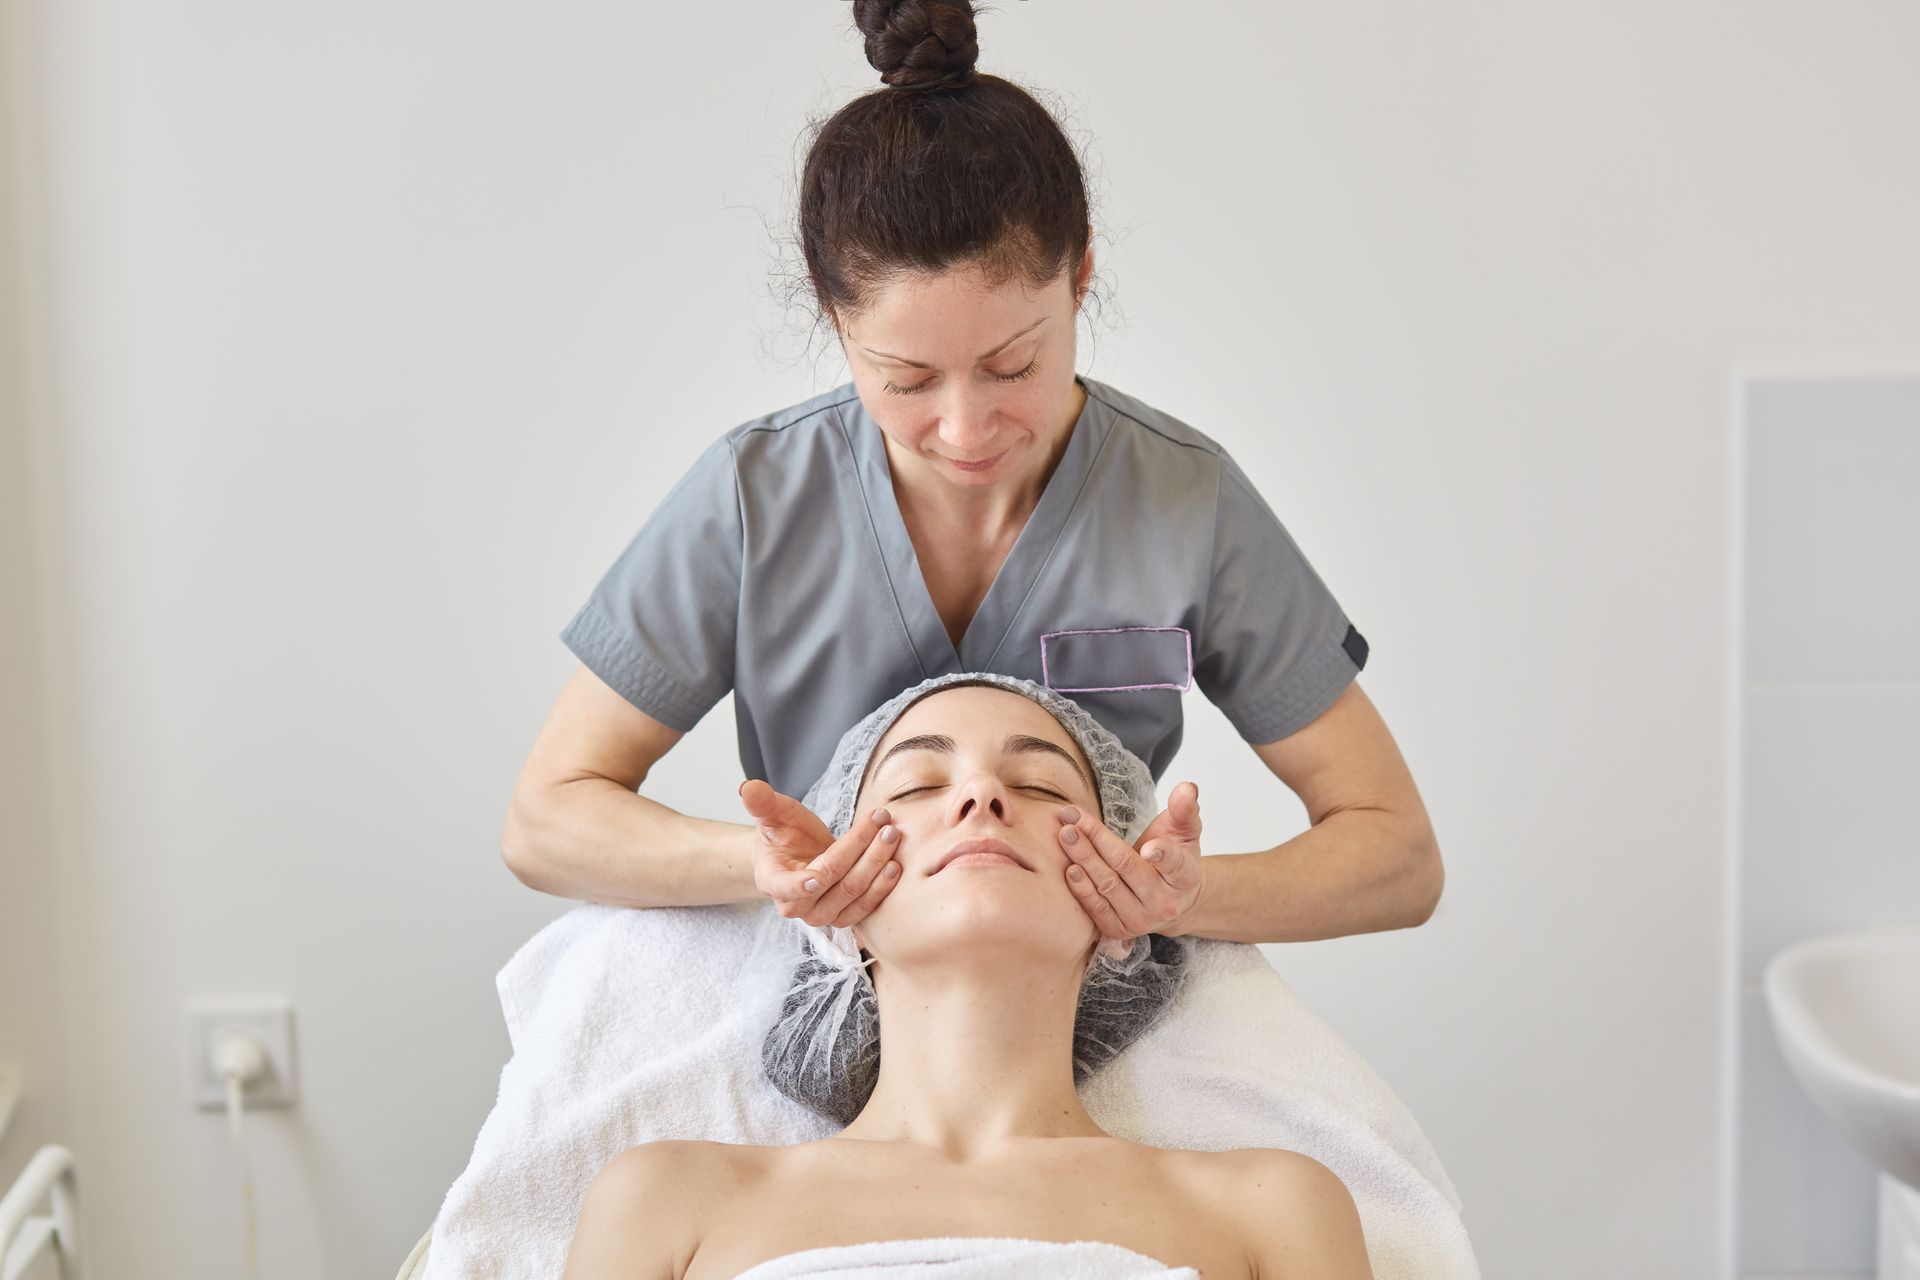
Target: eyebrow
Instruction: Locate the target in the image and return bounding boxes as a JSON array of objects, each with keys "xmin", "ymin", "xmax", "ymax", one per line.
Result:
[
  {"xmin": 870, "ymin": 731, "xmax": 1092, "ymax": 790},
  {"xmin": 854, "ymin": 318, "xmax": 1046, "ymax": 370}
]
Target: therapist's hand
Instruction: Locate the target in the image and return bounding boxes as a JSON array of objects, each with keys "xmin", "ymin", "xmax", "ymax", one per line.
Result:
[
  {"xmin": 1056, "ymin": 781, "xmax": 1206, "ymax": 939},
  {"xmin": 740, "ymin": 780, "xmax": 902, "ymax": 927}
]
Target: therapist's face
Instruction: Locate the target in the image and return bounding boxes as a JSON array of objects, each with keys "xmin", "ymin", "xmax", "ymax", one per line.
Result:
[
  {"xmin": 850, "ymin": 685, "xmax": 1102, "ymax": 971},
  {"xmin": 835, "ymin": 243, "xmax": 1094, "ymax": 491}
]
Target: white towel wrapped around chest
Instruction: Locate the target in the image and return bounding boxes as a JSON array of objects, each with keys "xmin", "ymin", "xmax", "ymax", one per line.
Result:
[
  {"xmin": 730, "ymin": 1236, "xmax": 1198, "ymax": 1279},
  {"xmin": 423, "ymin": 903, "xmax": 1477, "ymax": 1279}
]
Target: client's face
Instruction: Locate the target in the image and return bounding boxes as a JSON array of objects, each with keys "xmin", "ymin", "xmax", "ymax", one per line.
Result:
[{"xmin": 850, "ymin": 686, "xmax": 1102, "ymax": 970}]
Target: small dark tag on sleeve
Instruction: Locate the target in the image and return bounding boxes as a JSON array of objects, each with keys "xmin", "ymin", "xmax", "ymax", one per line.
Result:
[{"xmin": 1342, "ymin": 623, "xmax": 1370, "ymax": 671}]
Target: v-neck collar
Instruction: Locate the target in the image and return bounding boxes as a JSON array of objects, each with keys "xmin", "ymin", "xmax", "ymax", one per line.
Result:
[{"xmin": 842, "ymin": 375, "xmax": 1112, "ymax": 677}]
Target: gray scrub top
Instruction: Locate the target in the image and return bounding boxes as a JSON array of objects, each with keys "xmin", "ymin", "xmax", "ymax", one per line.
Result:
[{"xmin": 560, "ymin": 374, "xmax": 1369, "ymax": 800}]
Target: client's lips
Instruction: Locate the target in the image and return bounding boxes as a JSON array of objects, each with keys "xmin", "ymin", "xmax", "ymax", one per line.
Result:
[{"xmin": 932, "ymin": 837, "xmax": 1032, "ymax": 875}]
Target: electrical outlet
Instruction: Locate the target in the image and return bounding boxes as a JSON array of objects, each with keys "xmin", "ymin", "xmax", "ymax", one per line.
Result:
[{"xmin": 187, "ymin": 1001, "xmax": 297, "ymax": 1110}]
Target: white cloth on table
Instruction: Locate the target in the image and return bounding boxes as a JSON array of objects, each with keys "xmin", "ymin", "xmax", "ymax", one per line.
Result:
[
  {"xmin": 422, "ymin": 902, "xmax": 1479, "ymax": 1280},
  {"xmin": 730, "ymin": 1236, "xmax": 1197, "ymax": 1279}
]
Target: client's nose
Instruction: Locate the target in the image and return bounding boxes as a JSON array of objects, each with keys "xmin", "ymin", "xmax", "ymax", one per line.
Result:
[{"xmin": 948, "ymin": 773, "xmax": 1010, "ymax": 825}]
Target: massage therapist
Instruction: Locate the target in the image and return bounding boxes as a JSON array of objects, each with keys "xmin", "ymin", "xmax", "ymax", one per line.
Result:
[{"xmin": 502, "ymin": 0, "xmax": 1442, "ymax": 947}]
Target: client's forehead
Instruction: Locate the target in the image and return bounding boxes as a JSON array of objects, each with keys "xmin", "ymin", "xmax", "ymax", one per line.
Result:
[
  {"xmin": 882, "ymin": 686, "xmax": 1064, "ymax": 748},
  {"xmin": 865, "ymin": 687, "xmax": 1092, "ymax": 787}
]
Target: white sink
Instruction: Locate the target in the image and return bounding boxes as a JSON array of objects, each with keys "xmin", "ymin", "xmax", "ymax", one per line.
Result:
[
  {"xmin": 1765, "ymin": 930, "xmax": 1920, "ymax": 1279},
  {"xmin": 1764, "ymin": 931, "xmax": 1920, "ymax": 1190}
]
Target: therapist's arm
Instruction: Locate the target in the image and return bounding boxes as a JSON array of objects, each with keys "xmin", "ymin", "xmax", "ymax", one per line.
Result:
[
  {"xmin": 502, "ymin": 665, "xmax": 758, "ymax": 908},
  {"xmin": 1176, "ymin": 680, "xmax": 1443, "ymax": 943}
]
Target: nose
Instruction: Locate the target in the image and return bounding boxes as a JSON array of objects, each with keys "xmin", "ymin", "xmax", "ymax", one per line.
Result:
[
  {"xmin": 945, "ymin": 770, "xmax": 1012, "ymax": 827},
  {"xmin": 933, "ymin": 387, "xmax": 997, "ymax": 453}
]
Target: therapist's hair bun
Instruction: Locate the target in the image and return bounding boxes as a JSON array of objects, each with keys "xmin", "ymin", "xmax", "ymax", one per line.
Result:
[
  {"xmin": 853, "ymin": 0, "xmax": 980, "ymax": 91},
  {"xmin": 792, "ymin": 1, "xmax": 1098, "ymax": 327}
]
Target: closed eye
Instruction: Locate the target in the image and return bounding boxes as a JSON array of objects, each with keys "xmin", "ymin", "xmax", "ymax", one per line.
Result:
[
  {"xmin": 886, "ymin": 783, "xmax": 1072, "ymax": 802},
  {"xmin": 882, "ymin": 359, "xmax": 1040, "ymax": 396}
]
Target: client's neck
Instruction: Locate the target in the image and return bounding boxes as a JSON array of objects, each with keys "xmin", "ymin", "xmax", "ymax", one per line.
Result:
[{"xmin": 837, "ymin": 951, "xmax": 1105, "ymax": 1158}]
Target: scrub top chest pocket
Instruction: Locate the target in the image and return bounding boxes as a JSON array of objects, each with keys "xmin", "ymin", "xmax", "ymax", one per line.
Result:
[{"xmin": 1040, "ymin": 626, "xmax": 1194, "ymax": 694}]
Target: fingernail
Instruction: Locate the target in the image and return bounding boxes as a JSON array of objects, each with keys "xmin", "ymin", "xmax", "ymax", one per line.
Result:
[
  {"xmin": 738, "ymin": 781, "xmax": 748, "ymax": 796},
  {"xmin": 882, "ymin": 863, "xmax": 899, "ymax": 879},
  {"xmin": 880, "ymin": 825, "xmax": 897, "ymax": 842},
  {"xmin": 1058, "ymin": 806, "xmax": 1081, "ymax": 824},
  {"xmin": 872, "ymin": 807, "xmax": 890, "ymax": 825},
  {"xmin": 803, "ymin": 877, "xmax": 820, "ymax": 893},
  {"xmin": 1143, "ymin": 844, "xmax": 1162, "ymax": 863},
  {"xmin": 1068, "ymin": 865, "xmax": 1085, "ymax": 881},
  {"xmin": 1060, "ymin": 826, "xmax": 1079, "ymax": 846}
]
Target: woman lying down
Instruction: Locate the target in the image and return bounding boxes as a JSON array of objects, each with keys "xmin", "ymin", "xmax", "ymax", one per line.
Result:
[{"xmin": 562, "ymin": 673, "xmax": 1373, "ymax": 1280}]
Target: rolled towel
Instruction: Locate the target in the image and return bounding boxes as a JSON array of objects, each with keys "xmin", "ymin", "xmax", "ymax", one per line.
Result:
[{"xmin": 731, "ymin": 1236, "xmax": 1198, "ymax": 1279}]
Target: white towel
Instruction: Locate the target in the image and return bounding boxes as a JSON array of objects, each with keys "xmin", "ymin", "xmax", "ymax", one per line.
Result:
[
  {"xmin": 424, "ymin": 905, "xmax": 1478, "ymax": 1279},
  {"xmin": 730, "ymin": 1237, "xmax": 1197, "ymax": 1279},
  {"xmin": 1079, "ymin": 941, "xmax": 1476, "ymax": 1278}
]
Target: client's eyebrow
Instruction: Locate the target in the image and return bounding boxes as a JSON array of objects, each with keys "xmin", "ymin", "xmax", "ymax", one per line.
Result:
[
  {"xmin": 1003, "ymin": 734, "xmax": 1092, "ymax": 789},
  {"xmin": 870, "ymin": 732, "xmax": 1092, "ymax": 790},
  {"xmin": 871, "ymin": 734, "xmax": 955, "ymax": 777}
]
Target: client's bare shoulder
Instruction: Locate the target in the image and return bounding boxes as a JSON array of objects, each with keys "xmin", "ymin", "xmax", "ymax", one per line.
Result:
[
  {"xmin": 562, "ymin": 1140, "xmax": 778, "ymax": 1280},
  {"xmin": 1157, "ymin": 1146, "xmax": 1374, "ymax": 1280}
]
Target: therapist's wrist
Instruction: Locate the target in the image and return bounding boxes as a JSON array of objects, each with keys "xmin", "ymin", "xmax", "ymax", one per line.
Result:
[
  {"xmin": 639, "ymin": 808, "xmax": 762, "ymax": 908},
  {"xmin": 719, "ymin": 816, "xmax": 763, "ymax": 905},
  {"xmin": 1162, "ymin": 853, "xmax": 1241, "ymax": 940}
]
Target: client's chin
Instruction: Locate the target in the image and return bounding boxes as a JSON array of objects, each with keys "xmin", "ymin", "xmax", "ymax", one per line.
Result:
[{"xmin": 867, "ymin": 886, "xmax": 1095, "ymax": 976}]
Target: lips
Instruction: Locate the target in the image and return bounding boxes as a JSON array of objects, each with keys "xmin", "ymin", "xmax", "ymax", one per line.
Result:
[
  {"xmin": 931, "ymin": 836, "xmax": 1033, "ymax": 875},
  {"xmin": 945, "ymin": 448, "xmax": 1008, "ymax": 473}
]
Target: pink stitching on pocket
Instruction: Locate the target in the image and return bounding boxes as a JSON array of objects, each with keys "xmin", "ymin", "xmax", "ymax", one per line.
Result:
[{"xmin": 1039, "ymin": 626, "xmax": 1194, "ymax": 693}]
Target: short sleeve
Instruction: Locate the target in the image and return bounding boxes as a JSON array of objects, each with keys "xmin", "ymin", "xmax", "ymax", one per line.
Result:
[
  {"xmin": 1192, "ymin": 450, "xmax": 1369, "ymax": 744},
  {"xmin": 559, "ymin": 436, "xmax": 742, "ymax": 732}
]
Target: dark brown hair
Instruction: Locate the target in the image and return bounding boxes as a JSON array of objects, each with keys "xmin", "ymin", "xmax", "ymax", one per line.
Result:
[{"xmin": 795, "ymin": 1, "xmax": 1099, "ymax": 330}]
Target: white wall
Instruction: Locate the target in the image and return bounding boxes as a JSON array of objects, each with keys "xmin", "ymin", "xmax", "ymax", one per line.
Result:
[{"xmin": 4, "ymin": 1, "xmax": 1919, "ymax": 1276}]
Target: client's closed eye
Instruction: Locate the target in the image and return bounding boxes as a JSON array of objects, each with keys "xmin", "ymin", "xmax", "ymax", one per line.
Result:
[{"xmin": 886, "ymin": 783, "xmax": 1072, "ymax": 802}]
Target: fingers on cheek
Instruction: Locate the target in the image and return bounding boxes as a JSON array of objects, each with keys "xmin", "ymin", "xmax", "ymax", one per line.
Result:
[
  {"xmin": 861, "ymin": 836, "xmax": 899, "ymax": 885},
  {"xmin": 842, "ymin": 846, "xmax": 881, "ymax": 889},
  {"xmin": 1060, "ymin": 820, "xmax": 1109, "ymax": 861},
  {"xmin": 862, "ymin": 834, "xmax": 900, "ymax": 886},
  {"xmin": 1063, "ymin": 838, "xmax": 1099, "ymax": 877},
  {"xmin": 1090, "ymin": 834, "xmax": 1130, "ymax": 873},
  {"xmin": 1066, "ymin": 871, "xmax": 1121, "ymax": 928},
  {"xmin": 1093, "ymin": 824, "xmax": 1137, "ymax": 869},
  {"xmin": 855, "ymin": 862, "xmax": 901, "ymax": 914}
]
